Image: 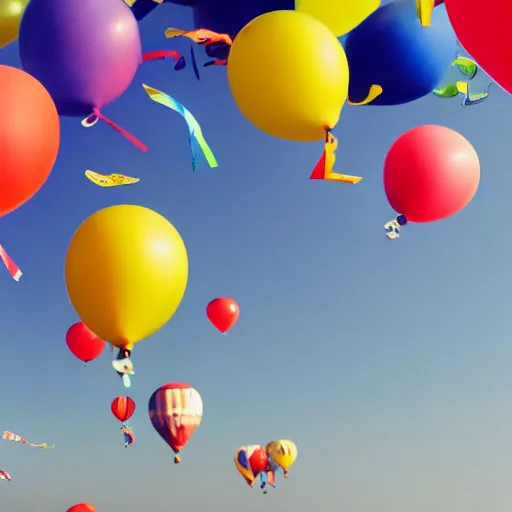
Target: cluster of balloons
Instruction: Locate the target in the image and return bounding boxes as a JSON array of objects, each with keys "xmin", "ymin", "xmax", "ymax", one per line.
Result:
[{"xmin": 235, "ymin": 440, "xmax": 298, "ymax": 493}]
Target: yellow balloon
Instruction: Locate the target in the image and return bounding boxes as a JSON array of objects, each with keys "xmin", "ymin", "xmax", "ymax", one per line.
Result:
[
  {"xmin": 227, "ymin": 10, "xmax": 348, "ymax": 142},
  {"xmin": 266, "ymin": 440, "xmax": 298, "ymax": 475},
  {"xmin": 65, "ymin": 205, "xmax": 188, "ymax": 348},
  {"xmin": 295, "ymin": 0, "xmax": 380, "ymax": 37},
  {"xmin": 0, "ymin": 0, "xmax": 29, "ymax": 49}
]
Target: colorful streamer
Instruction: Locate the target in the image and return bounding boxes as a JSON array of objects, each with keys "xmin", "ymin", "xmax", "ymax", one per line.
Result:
[{"xmin": 142, "ymin": 84, "xmax": 218, "ymax": 170}]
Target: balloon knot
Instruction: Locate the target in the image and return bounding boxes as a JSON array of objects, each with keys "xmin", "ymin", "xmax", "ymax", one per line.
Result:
[{"xmin": 384, "ymin": 214, "xmax": 407, "ymax": 240}]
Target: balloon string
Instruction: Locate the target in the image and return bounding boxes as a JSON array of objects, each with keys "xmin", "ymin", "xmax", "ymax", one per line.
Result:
[
  {"xmin": 142, "ymin": 51, "xmax": 186, "ymax": 71},
  {"xmin": 93, "ymin": 108, "xmax": 147, "ymax": 152},
  {"xmin": 0, "ymin": 244, "xmax": 21, "ymax": 281}
]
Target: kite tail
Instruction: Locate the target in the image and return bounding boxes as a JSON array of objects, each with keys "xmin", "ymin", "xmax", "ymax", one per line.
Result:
[
  {"xmin": 92, "ymin": 108, "xmax": 148, "ymax": 152},
  {"xmin": 142, "ymin": 50, "xmax": 186, "ymax": 71},
  {"xmin": 0, "ymin": 244, "xmax": 21, "ymax": 281}
]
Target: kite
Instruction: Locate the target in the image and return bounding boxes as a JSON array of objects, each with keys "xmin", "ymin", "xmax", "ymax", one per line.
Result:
[
  {"xmin": 85, "ymin": 171, "xmax": 140, "ymax": 187},
  {"xmin": 121, "ymin": 427, "xmax": 135, "ymax": 448},
  {"xmin": 165, "ymin": 27, "xmax": 232, "ymax": 67},
  {"xmin": 0, "ymin": 470, "xmax": 11, "ymax": 481},
  {"xmin": 2, "ymin": 431, "xmax": 55, "ymax": 449},
  {"xmin": 142, "ymin": 84, "xmax": 218, "ymax": 171},
  {"xmin": 310, "ymin": 132, "xmax": 363, "ymax": 184}
]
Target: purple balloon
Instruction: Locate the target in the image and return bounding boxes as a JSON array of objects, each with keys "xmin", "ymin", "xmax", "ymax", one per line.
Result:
[{"xmin": 19, "ymin": 0, "xmax": 141, "ymax": 117}]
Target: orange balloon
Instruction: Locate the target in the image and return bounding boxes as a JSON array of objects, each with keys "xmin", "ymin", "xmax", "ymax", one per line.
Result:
[
  {"xmin": 0, "ymin": 65, "xmax": 59, "ymax": 216},
  {"xmin": 67, "ymin": 505, "xmax": 96, "ymax": 512}
]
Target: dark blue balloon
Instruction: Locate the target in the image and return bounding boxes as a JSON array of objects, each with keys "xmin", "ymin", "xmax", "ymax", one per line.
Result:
[
  {"xmin": 192, "ymin": 0, "xmax": 294, "ymax": 38},
  {"xmin": 345, "ymin": 0, "xmax": 456, "ymax": 106},
  {"xmin": 128, "ymin": 0, "xmax": 294, "ymax": 37}
]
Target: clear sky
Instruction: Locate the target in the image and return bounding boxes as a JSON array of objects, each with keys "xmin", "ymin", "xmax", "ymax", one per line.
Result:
[{"xmin": 1, "ymin": 3, "xmax": 511, "ymax": 512}]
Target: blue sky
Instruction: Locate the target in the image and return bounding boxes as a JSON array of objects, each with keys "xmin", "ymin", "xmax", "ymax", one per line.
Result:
[{"xmin": 1, "ymin": 2, "xmax": 512, "ymax": 512}]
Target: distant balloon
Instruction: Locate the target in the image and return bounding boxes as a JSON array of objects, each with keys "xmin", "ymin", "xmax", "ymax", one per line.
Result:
[
  {"xmin": 384, "ymin": 125, "xmax": 480, "ymax": 223},
  {"xmin": 111, "ymin": 396, "xmax": 136, "ymax": 424},
  {"xmin": 64, "ymin": 205, "xmax": 188, "ymax": 349},
  {"xmin": 0, "ymin": 0, "xmax": 29, "ymax": 49},
  {"xmin": 206, "ymin": 298, "xmax": 239, "ymax": 334},
  {"xmin": 0, "ymin": 65, "xmax": 60, "ymax": 217},
  {"xmin": 444, "ymin": 0, "xmax": 512, "ymax": 93},
  {"xmin": 65, "ymin": 322, "xmax": 106, "ymax": 364},
  {"xmin": 345, "ymin": 0, "xmax": 456, "ymax": 105},
  {"xmin": 66, "ymin": 505, "xmax": 96, "ymax": 512},
  {"xmin": 148, "ymin": 383, "xmax": 203, "ymax": 463},
  {"xmin": 234, "ymin": 445, "xmax": 269, "ymax": 486},
  {"xmin": 266, "ymin": 440, "xmax": 298, "ymax": 478},
  {"xmin": 19, "ymin": 0, "xmax": 141, "ymax": 117}
]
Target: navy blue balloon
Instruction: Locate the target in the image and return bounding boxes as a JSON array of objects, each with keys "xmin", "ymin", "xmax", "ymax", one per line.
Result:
[
  {"xmin": 128, "ymin": 0, "xmax": 294, "ymax": 37},
  {"xmin": 345, "ymin": 0, "xmax": 456, "ymax": 106},
  {"xmin": 192, "ymin": 0, "xmax": 294, "ymax": 38}
]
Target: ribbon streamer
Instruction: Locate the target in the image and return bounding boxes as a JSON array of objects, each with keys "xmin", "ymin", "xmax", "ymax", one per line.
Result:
[{"xmin": 142, "ymin": 84, "xmax": 218, "ymax": 170}]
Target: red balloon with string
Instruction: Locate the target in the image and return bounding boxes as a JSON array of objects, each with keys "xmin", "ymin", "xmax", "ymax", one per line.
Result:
[
  {"xmin": 111, "ymin": 396, "xmax": 136, "ymax": 424},
  {"xmin": 384, "ymin": 125, "xmax": 480, "ymax": 225},
  {"xmin": 66, "ymin": 322, "xmax": 106, "ymax": 364},
  {"xmin": 0, "ymin": 65, "xmax": 60, "ymax": 282},
  {"xmin": 206, "ymin": 297, "xmax": 240, "ymax": 334}
]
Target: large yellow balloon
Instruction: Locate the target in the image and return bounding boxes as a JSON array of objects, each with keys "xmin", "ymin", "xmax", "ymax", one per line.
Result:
[
  {"xmin": 295, "ymin": 0, "xmax": 380, "ymax": 37},
  {"xmin": 266, "ymin": 440, "xmax": 298, "ymax": 476},
  {"xmin": 65, "ymin": 205, "xmax": 188, "ymax": 348},
  {"xmin": 0, "ymin": 0, "xmax": 29, "ymax": 49},
  {"xmin": 227, "ymin": 10, "xmax": 348, "ymax": 142}
]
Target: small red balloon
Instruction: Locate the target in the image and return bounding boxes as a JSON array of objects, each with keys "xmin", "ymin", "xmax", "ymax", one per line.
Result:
[
  {"xmin": 111, "ymin": 396, "xmax": 136, "ymax": 423},
  {"xmin": 67, "ymin": 504, "xmax": 96, "ymax": 512},
  {"xmin": 444, "ymin": 0, "xmax": 511, "ymax": 92},
  {"xmin": 383, "ymin": 125, "xmax": 480, "ymax": 223},
  {"xmin": 0, "ymin": 65, "xmax": 60, "ymax": 216},
  {"xmin": 206, "ymin": 297, "xmax": 239, "ymax": 334},
  {"xmin": 66, "ymin": 322, "xmax": 106, "ymax": 363}
]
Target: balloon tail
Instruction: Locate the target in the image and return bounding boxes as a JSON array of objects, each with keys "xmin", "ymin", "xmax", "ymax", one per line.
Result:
[
  {"xmin": 190, "ymin": 46, "xmax": 200, "ymax": 80},
  {"xmin": 416, "ymin": 0, "xmax": 434, "ymax": 26},
  {"xmin": 384, "ymin": 214, "xmax": 408, "ymax": 240},
  {"xmin": 90, "ymin": 108, "xmax": 148, "ymax": 152},
  {"xmin": 0, "ymin": 244, "xmax": 22, "ymax": 281},
  {"xmin": 174, "ymin": 455, "xmax": 181, "ymax": 464},
  {"xmin": 83, "ymin": 361, "xmax": 87, "ymax": 368},
  {"xmin": 122, "ymin": 374, "xmax": 132, "ymax": 388},
  {"xmin": 203, "ymin": 59, "xmax": 227, "ymax": 67},
  {"xmin": 348, "ymin": 84, "xmax": 383, "ymax": 106},
  {"xmin": 142, "ymin": 50, "xmax": 186, "ymax": 71},
  {"xmin": 310, "ymin": 131, "xmax": 362, "ymax": 184}
]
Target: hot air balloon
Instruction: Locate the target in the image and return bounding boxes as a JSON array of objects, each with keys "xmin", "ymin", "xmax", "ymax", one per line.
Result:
[
  {"xmin": 266, "ymin": 440, "xmax": 298, "ymax": 478},
  {"xmin": 65, "ymin": 322, "xmax": 106, "ymax": 365},
  {"xmin": 206, "ymin": 297, "xmax": 239, "ymax": 334},
  {"xmin": 234, "ymin": 445, "xmax": 269, "ymax": 487},
  {"xmin": 111, "ymin": 396, "xmax": 136, "ymax": 426},
  {"xmin": 148, "ymin": 383, "xmax": 203, "ymax": 463}
]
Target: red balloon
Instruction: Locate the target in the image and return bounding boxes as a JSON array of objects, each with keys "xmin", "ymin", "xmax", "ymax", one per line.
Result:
[
  {"xmin": 444, "ymin": 0, "xmax": 511, "ymax": 93},
  {"xmin": 66, "ymin": 322, "xmax": 106, "ymax": 363},
  {"xmin": 0, "ymin": 65, "xmax": 59, "ymax": 216},
  {"xmin": 249, "ymin": 446, "xmax": 269, "ymax": 475},
  {"xmin": 111, "ymin": 396, "xmax": 136, "ymax": 423},
  {"xmin": 206, "ymin": 297, "xmax": 239, "ymax": 334},
  {"xmin": 67, "ymin": 504, "xmax": 96, "ymax": 512},
  {"xmin": 383, "ymin": 125, "xmax": 480, "ymax": 223}
]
